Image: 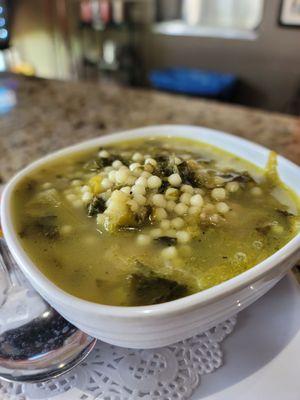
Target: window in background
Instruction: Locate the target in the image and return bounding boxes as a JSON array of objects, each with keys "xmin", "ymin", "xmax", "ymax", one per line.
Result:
[{"xmin": 154, "ymin": 0, "xmax": 264, "ymax": 40}]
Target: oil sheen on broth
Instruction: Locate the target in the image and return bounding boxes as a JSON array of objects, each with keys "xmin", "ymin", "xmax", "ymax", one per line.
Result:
[{"xmin": 12, "ymin": 137, "xmax": 300, "ymax": 306}]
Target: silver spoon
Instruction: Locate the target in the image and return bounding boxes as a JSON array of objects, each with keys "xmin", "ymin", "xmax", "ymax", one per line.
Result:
[{"xmin": 0, "ymin": 238, "xmax": 96, "ymax": 383}]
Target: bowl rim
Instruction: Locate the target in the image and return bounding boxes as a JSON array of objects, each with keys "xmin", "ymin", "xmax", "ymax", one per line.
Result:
[{"xmin": 1, "ymin": 124, "xmax": 300, "ymax": 318}]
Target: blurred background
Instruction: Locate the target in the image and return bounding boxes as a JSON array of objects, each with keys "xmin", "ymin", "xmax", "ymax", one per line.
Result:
[{"xmin": 0, "ymin": 0, "xmax": 299, "ymax": 114}]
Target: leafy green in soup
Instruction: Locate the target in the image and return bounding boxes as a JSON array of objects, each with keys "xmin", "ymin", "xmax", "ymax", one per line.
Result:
[{"xmin": 12, "ymin": 137, "xmax": 300, "ymax": 306}]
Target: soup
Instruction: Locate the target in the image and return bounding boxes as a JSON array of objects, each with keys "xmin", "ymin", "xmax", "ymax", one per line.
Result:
[{"xmin": 12, "ymin": 137, "xmax": 300, "ymax": 306}]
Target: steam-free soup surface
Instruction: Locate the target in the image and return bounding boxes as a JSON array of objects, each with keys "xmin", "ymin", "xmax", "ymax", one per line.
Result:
[{"xmin": 12, "ymin": 137, "xmax": 299, "ymax": 306}]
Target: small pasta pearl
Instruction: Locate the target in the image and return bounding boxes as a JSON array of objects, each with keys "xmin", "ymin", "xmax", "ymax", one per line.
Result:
[
  {"xmin": 137, "ymin": 234, "xmax": 151, "ymax": 246},
  {"xmin": 147, "ymin": 175, "xmax": 162, "ymax": 189},
  {"xmin": 181, "ymin": 184, "xmax": 193, "ymax": 193},
  {"xmin": 176, "ymin": 230, "xmax": 191, "ymax": 244},
  {"xmin": 174, "ymin": 203, "xmax": 188, "ymax": 216},
  {"xmin": 132, "ymin": 152, "xmax": 143, "ymax": 162},
  {"xmin": 216, "ymin": 202, "xmax": 230, "ymax": 213},
  {"xmin": 108, "ymin": 170, "xmax": 117, "ymax": 182},
  {"xmin": 154, "ymin": 207, "xmax": 168, "ymax": 221},
  {"xmin": 226, "ymin": 181, "xmax": 239, "ymax": 193},
  {"xmin": 166, "ymin": 200, "xmax": 176, "ymax": 212},
  {"xmin": 101, "ymin": 178, "xmax": 113, "ymax": 190},
  {"xmin": 168, "ymin": 173, "xmax": 182, "ymax": 187},
  {"xmin": 141, "ymin": 171, "xmax": 151, "ymax": 178},
  {"xmin": 145, "ymin": 158, "xmax": 157, "ymax": 167},
  {"xmin": 171, "ymin": 217, "xmax": 184, "ymax": 229},
  {"xmin": 81, "ymin": 185, "xmax": 90, "ymax": 193},
  {"xmin": 126, "ymin": 175, "xmax": 136, "ymax": 186},
  {"xmin": 190, "ymin": 194, "xmax": 203, "ymax": 207},
  {"xmin": 120, "ymin": 186, "xmax": 131, "ymax": 195},
  {"xmin": 134, "ymin": 194, "xmax": 147, "ymax": 206},
  {"xmin": 180, "ymin": 193, "xmax": 192, "ymax": 205},
  {"xmin": 99, "ymin": 150, "xmax": 109, "ymax": 158},
  {"xmin": 116, "ymin": 169, "xmax": 129, "ymax": 184},
  {"xmin": 174, "ymin": 157, "xmax": 182, "ymax": 165},
  {"xmin": 161, "ymin": 246, "xmax": 178, "ymax": 260},
  {"xmin": 135, "ymin": 176, "xmax": 148, "ymax": 187},
  {"xmin": 165, "ymin": 188, "xmax": 179, "ymax": 201},
  {"xmin": 211, "ymin": 188, "xmax": 226, "ymax": 201},
  {"xmin": 128, "ymin": 199, "xmax": 139, "ymax": 212},
  {"xmin": 112, "ymin": 160, "xmax": 123, "ymax": 169},
  {"xmin": 132, "ymin": 184, "xmax": 146, "ymax": 196},
  {"xmin": 129, "ymin": 162, "xmax": 141, "ymax": 171},
  {"xmin": 82, "ymin": 192, "xmax": 93, "ymax": 203},
  {"xmin": 152, "ymin": 194, "xmax": 167, "ymax": 208}
]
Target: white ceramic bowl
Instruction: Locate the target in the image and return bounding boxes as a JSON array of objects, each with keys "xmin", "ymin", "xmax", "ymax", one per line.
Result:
[{"xmin": 2, "ymin": 125, "xmax": 300, "ymax": 349}]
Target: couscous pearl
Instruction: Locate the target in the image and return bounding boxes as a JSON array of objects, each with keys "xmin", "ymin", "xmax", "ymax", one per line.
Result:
[
  {"xmin": 174, "ymin": 157, "xmax": 182, "ymax": 165},
  {"xmin": 174, "ymin": 203, "xmax": 188, "ymax": 216},
  {"xmin": 150, "ymin": 228, "xmax": 163, "ymax": 238},
  {"xmin": 161, "ymin": 246, "xmax": 177, "ymax": 260},
  {"xmin": 61, "ymin": 225, "xmax": 72, "ymax": 235},
  {"xmin": 251, "ymin": 187, "xmax": 263, "ymax": 196},
  {"xmin": 160, "ymin": 220, "xmax": 171, "ymax": 230},
  {"xmin": 188, "ymin": 206, "xmax": 201, "ymax": 215},
  {"xmin": 154, "ymin": 207, "xmax": 168, "ymax": 221},
  {"xmin": 176, "ymin": 231, "xmax": 191, "ymax": 244},
  {"xmin": 191, "ymin": 194, "xmax": 203, "ymax": 207},
  {"xmin": 126, "ymin": 175, "xmax": 137, "ymax": 186},
  {"xmin": 180, "ymin": 193, "xmax": 192, "ymax": 205},
  {"xmin": 211, "ymin": 188, "xmax": 226, "ymax": 201},
  {"xmin": 82, "ymin": 192, "xmax": 93, "ymax": 203},
  {"xmin": 104, "ymin": 166, "xmax": 114, "ymax": 173},
  {"xmin": 144, "ymin": 164, "xmax": 153, "ymax": 173},
  {"xmin": 216, "ymin": 202, "xmax": 230, "ymax": 214},
  {"xmin": 120, "ymin": 186, "xmax": 131, "ymax": 195},
  {"xmin": 165, "ymin": 188, "xmax": 179, "ymax": 201},
  {"xmin": 116, "ymin": 169, "xmax": 129, "ymax": 184},
  {"xmin": 132, "ymin": 168, "xmax": 143, "ymax": 177},
  {"xmin": 99, "ymin": 150, "xmax": 109, "ymax": 158},
  {"xmin": 112, "ymin": 160, "xmax": 123, "ymax": 169},
  {"xmin": 152, "ymin": 194, "xmax": 167, "ymax": 208},
  {"xmin": 226, "ymin": 181, "xmax": 239, "ymax": 193},
  {"xmin": 135, "ymin": 176, "xmax": 148, "ymax": 187},
  {"xmin": 108, "ymin": 170, "xmax": 117, "ymax": 182},
  {"xmin": 145, "ymin": 158, "xmax": 157, "ymax": 167},
  {"xmin": 137, "ymin": 234, "xmax": 151, "ymax": 246},
  {"xmin": 134, "ymin": 194, "xmax": 147, "ymax": 206},
  {"xmin": 166, "ymin": 200, "xmax": 176, "ymax": 212},
  {"xmin": 129, "ymin": 162, "xmax": 141, "ymax": 171},
  {"xmin": 132, "ymin": 184, "xmax": 146, "ymax": 195},
  {"xmin": 141, "ymin": 171, "xmax": 151, "ymax": 178},
  {"xmin": 71, "ymin": 179, "xmax": 81, "ymax": 187},
  {"xmin": 171, "ymin": 217, "xmax": 184, "ymax": 229},
  {"xmin": 210, "ymin": 213, "xmax": 220, "ymax": 224},
  {"xmin": 42, "ymin": 182, "xmax": 52, "ymax": 189},
  {"xmin": 168, "ymin": 173, "xmax": 182, "ymax": 187},
  {"xmin": 147, "ymin": 175, "xmax": 162, "ymax": 189},
  {"xmin": 119, "ymin": 165, "xmax": 129, "ymax": 172},
  {"xmin": 214, "ymin": 176, "xmax": 225, "ymax": 185},
  {"xmin": 132, "ymin": 152, "xmax": 143, "ymax": 162},
  {"xmin": 101, "ymin": 178, "xmax": 113, "ymax": 190},
  {"xmin": 181, "ymin": 184, "xmax": 193, "ymax": 194}
]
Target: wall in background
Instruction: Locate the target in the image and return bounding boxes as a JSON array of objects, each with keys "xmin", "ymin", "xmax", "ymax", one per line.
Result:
[{"xmin": 142, "ymin": 0, "xmax": 300, "ymax": 113}]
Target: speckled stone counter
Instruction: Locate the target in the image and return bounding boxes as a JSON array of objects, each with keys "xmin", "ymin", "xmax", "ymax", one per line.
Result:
[
  {"xmin": 1, "ymin": 74, "xmax": 300, "ymax": 182},
  {"xmin": 1, "ymin": 74, "xmax": 300, "ymax": 280}
]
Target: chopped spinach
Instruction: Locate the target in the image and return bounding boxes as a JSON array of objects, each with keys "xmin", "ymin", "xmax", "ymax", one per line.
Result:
[
  {"xmin": 177, "ymin": 161, "xmax": 200, "ymax": 187},
  {"xmin": 19, "ymin": 215, "xmax": 59, "ymax": 240},
  {"xmin": 276, "ymin": 208, "xmax": 294, "ymax": 217},
  {"xmin": 154, "ymin": 236, "xmax": 177, "ymax": 246},
  {"xmin": 134, "ymin": 205, "xmax": 152, "ymax": 226},
  {"xmin": 130, "ymin": 273, "xmax": 188, "ymax": 305},
  {"xmin": 155, "ymin": 155, "xmax": 174, "ymax": 177},
  {"xmin": 158, "ymin": 180, "xmax": 170, "ymax": 194},
  {"xmin": 218, "ymin": 171, "xmax": 254, "ymax": 183},
  {"xmin": 87, "ymin": 197, "xmax": 106, "ymax": 217}
]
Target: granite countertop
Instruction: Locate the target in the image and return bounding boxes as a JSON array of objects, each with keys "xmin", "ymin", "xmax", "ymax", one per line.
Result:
[{"xmin": 0, "ymin": 74, "xmax": 300, "ymax": 280}]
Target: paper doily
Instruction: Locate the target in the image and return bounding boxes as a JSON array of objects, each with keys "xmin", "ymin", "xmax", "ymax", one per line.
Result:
[{"xmin": 0, "ymin": 316, "xmax": 236, "ymax": 400}]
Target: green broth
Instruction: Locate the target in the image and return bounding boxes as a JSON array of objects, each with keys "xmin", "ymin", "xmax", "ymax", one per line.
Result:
[{"xmin": 12, "ymin": 137, "xmax": 300, "ymax": 306}]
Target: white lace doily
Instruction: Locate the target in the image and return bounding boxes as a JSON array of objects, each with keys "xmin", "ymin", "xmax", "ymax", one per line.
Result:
[{"xmin": 0, "ymin": 316, "xmax": 236, "ymax": 400}]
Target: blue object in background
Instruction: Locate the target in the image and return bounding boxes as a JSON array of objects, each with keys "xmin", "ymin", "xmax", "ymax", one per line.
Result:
[{"xmin": 149, "ymin": 68, "xmax": 237, "ymax": 99}]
